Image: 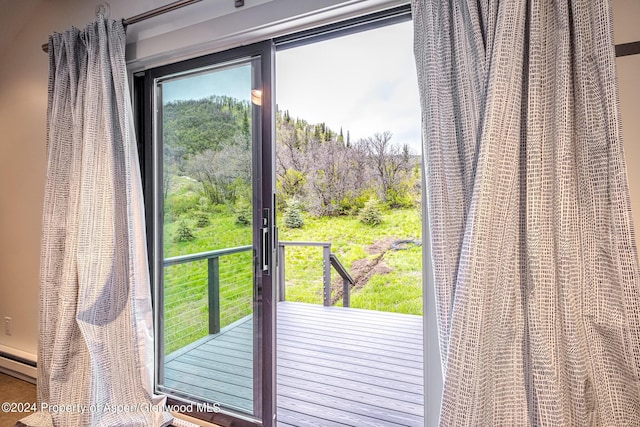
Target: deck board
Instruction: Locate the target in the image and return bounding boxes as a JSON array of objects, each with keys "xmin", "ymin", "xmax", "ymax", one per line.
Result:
[{"xmin": 164, "ymin": 302, "xmax": 424, "ymax": 426}]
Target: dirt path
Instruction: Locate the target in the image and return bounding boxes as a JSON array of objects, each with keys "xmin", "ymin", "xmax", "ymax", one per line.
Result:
[{"xmin": 330, "ymin": 236, "xmax": 396, "ymax": 305}]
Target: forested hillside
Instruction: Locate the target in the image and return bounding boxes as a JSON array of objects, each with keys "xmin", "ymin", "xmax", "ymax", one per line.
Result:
[{"xmin": 162, "ymin": 95, "xmax": 420, "ymax": 224}]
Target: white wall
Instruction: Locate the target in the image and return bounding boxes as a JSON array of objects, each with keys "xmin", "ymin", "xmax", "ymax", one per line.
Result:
[{"xmin": 0, "ymin": 0, "xmax": 149, "ymax": 363}]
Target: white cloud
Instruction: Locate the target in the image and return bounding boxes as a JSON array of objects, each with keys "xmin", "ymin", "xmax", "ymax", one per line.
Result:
[{"xmin": 276, "ymin": 20, "xmax": 421, "ymax": 152}]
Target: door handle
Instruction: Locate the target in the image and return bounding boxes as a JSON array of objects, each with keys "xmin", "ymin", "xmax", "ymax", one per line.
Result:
[
  {"xmin": 261, "ymin": 208, "xmax": 270, "ymax": 274},
  {"xmin": 262, "ymin": 226, "xmax": 269, "ymax": 272}
]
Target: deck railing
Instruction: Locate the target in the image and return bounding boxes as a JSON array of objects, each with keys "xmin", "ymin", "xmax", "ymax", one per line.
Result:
[
  {"xmin": 277, "ymin": 241, "xmax": 354, "ymax": 307},
  {"xmin": 163, "ymin": 241, "xmax": 354, "ymax": 352},
  {"xmin": 164, "ymin": 245, "xmax": 252, "ymax": 337}
]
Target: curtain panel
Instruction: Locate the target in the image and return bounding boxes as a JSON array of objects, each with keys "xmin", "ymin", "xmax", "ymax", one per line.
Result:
[
  {"xmin": 413, "ymin": 0, "xmax": 640, "ymax": 425},
  {"xmin": 18, "ymin": 15, "xmax": 172, "ymax": 427}
]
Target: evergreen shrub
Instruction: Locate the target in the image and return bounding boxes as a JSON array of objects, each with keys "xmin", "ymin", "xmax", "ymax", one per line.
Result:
[
  {"xmin": 174, "ymin": 220, "xmax": 196, "ymax": 242},
  {"xmin": 284, "ymin": 198, "xmax": 305, "ymax": 229},
  {"xmin": 359, "ymin": 198, "xmax": 383, "ymax": 226},
  {"xmin": 234, "ymin": 199, "xmax": 252, "ymax": 226},
  {"xmin": 195, "ymin": 212, "xmax": 210, "ymax": 228}
]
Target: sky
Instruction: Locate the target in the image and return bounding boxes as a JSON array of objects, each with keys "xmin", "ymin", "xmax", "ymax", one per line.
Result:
[
  {"xmin": 162, "ymin": 20, "xmax": 422, "ymax": 153},
  {"xmin": 277, "ymin": 20, "xmax": 421, "ymax": 153},
  {"xmin": 162, "ymin": 63, "xmax": 253, "ymax": 103}
]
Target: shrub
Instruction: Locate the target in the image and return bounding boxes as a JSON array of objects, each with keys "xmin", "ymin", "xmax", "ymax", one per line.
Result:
[
  {"xmin": 283, "ymin": 198, "xmax": 305, "ymax": 229},
  {"xmin": 234, "ymin": 199, "xmax": 252, "ymax": 226},
  {"xmin": 359, "ymin": 198, "xmax": 383, "ymax": 226},
  {"xmin": 198, "ymin": 197, "xmax": 210, "ymax": 211},
  {"xmin": 174, "ymin": 221, "xmax": 196, "ymax": 242},
  {"xmin": 277, "ymin": 169, "xmax": 307, "ymax": 202},
  {"xmin": 385, "ymin": 187, "xmax": 416, "ymax": 209},
  {"xmin": 165, "ymin": 191, "xmax": 201, "ymax": 223},
  {"xmin": 210, "ymin": 203, "xmax": 231, "ymax": 214},
  {"xmin": 194, "ymin": 212, "xmax": 210, "ymax": 228}
]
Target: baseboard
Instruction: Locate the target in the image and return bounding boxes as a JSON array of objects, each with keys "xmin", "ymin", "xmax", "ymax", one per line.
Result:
[{"xmin": 0, "ymin": 345, "xmax": 37, "ymax": 383}]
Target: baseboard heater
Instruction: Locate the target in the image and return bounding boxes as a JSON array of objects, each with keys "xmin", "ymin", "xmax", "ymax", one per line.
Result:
[{"xmin": 0, "ymin": 349, "xmax": 37, "ymax": 383}]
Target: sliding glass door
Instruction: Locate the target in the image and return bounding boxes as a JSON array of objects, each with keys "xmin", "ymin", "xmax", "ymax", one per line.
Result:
[{"xmin": 143, "ymin": 42, "xmax": 276, "ymax": 427}]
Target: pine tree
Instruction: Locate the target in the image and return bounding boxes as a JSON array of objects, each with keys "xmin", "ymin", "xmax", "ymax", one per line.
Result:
[
  {"xmin": 242, "ymin": 109, "xmax": 250, "ymax": 137},
  {"xmin": 359, "ymin": 198, "xmax": 383, "ymax": 226},
  {"xmin": 283, "ymin": 198, "xmax": 305, "ymax": 228},
  {"xmin": 174, "ymin": 221, "xmax": 196, "ymax": 242}
]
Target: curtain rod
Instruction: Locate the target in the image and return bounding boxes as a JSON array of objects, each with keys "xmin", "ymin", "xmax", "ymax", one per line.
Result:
[
  {"xmin": 42, "ymin": 2, "xmax": 639, "ymax": 57},
  {"xmin": 42, "ymin": 0, "xmax": 245, "ymax": 53}
]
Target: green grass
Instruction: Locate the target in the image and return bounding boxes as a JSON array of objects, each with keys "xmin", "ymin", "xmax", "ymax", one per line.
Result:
[
  {"xmin": 164, "ymin": 208, "xmax": 252, "ymax": 257},
  {"xmin": 348, "ymin": 247, "xmax": 422, "ymax": 313},
  {"xmin": 162, "ymin": 207, "xmax": 423, "ymax": 354},
  {"xmin": 279, "ymin": 209, "xmax": 422, "ymax": 310},
  {"xmin": 163, "ymin": 209, "xmax": 253, "ymax": 354}
]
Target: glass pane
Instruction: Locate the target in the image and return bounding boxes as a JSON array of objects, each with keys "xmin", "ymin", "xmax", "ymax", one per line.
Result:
[
  {"xmin": 273, "ymin": 19, "xmax": 423, "ymax": 426},
  {"xmin": 157, "ymin": 59, "xmax": 259, "ymax": 417}
]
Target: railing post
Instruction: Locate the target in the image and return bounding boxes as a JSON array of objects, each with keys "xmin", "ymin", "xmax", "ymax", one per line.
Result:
[
  {"xmin": 278, "ymin": 244, "xmax": 285, "ymax": 302},
  {"xmin": 323, "ymin": 245, "xmax": 331, "ymax": 306},
  {"xmin": 208, "ymin": 257, "xmax": 221, "ymax": 334},
  {"xmin": 343, "ymin": 278, "xmax": 350, "ymax": 308}
]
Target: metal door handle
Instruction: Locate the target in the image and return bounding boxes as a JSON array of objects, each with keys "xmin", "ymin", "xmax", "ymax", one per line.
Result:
[
  {"xmin": 262, "ymin": 226, "xmax": 269, "ymax": 272},
  {"xmin": 261, "ymin": 208, "xmax": 270, "ymax": 274}
]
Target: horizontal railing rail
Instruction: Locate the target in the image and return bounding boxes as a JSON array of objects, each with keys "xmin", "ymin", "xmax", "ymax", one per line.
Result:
[
  {"xmin": 164, "ymin": 245, "xmax": 252, "ymax": 266},
  {"xmin": 277, "ymin": 241, "xmax": 353, "ymax": 307},
  {"xmin": 277, "ymin": 241, "xmax": 331, "ymax": 247}
]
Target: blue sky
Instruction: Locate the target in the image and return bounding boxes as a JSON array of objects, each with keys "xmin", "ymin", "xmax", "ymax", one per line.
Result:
[
  {"xmin": 162, "ymin": 63, "xmax": 252, "ymax": 103},
  {"xmin": 162, "ymin": 20, "xmax": 421, "ymax": 153}
]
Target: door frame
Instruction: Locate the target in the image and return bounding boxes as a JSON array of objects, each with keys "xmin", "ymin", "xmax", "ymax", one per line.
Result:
[{"xmin": 137, "ymin": 40, "xmax": 277, "ymax": 427}]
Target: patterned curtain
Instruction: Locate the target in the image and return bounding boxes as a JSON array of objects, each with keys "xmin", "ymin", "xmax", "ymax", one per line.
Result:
[
  {"xmin": 18, "ymin": 15, "xmax": 172, "ymax": 427},
  {"xmin": 412, "ymin": 0, "xmax": 640, "ymax": 425}
]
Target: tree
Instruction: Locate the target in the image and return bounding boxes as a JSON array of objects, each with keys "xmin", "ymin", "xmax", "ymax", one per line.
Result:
[
  {"xmin": 283, "ymin": 198, "xmax": 305, "ymax": 228},
  {"xmin": 174, "ymin": 220, "xmax": 195, "ymax": 242},
  {"xmin": 162, "ymin": 144, "xmax": 186, "ymax": 203},
  {"xmin": 186, "ymin": 142, "xmax": 251, "ymax": 205},
  {"xmin": 163, "ymin": 96, "xmax": 250, "ymax": 154},
  {"xmin": 241, "ymin": 108, "xmax": 250, "ymax": 137},
  {"xmin": 305, "ymin": 139, "xmax": 363, "ymax": 216},
  {"xmin": 274, "ymin": 111, "xmax": 419, "ymax": 216},
  {"xmin": 359, "ymin": 198, "xmax": 383, "ymax": 226},
  {"xmin": 360, "ymin": 131, "xmax": 413, "ymax": 205}
]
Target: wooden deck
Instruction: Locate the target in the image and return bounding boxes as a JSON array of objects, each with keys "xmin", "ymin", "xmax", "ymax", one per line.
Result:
[{"xmin": 164, "ymin": 302, "xmax": 424, "ymax": 426}]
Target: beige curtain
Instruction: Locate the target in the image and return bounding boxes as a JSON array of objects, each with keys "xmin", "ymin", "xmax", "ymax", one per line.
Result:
[
  {"xmin": 413, "ymin": 0, "xmax": 640, "ymax": 425},
  {"xmin": 18, "ymin": 15, "xmax": 172, "ymax": 427}
]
